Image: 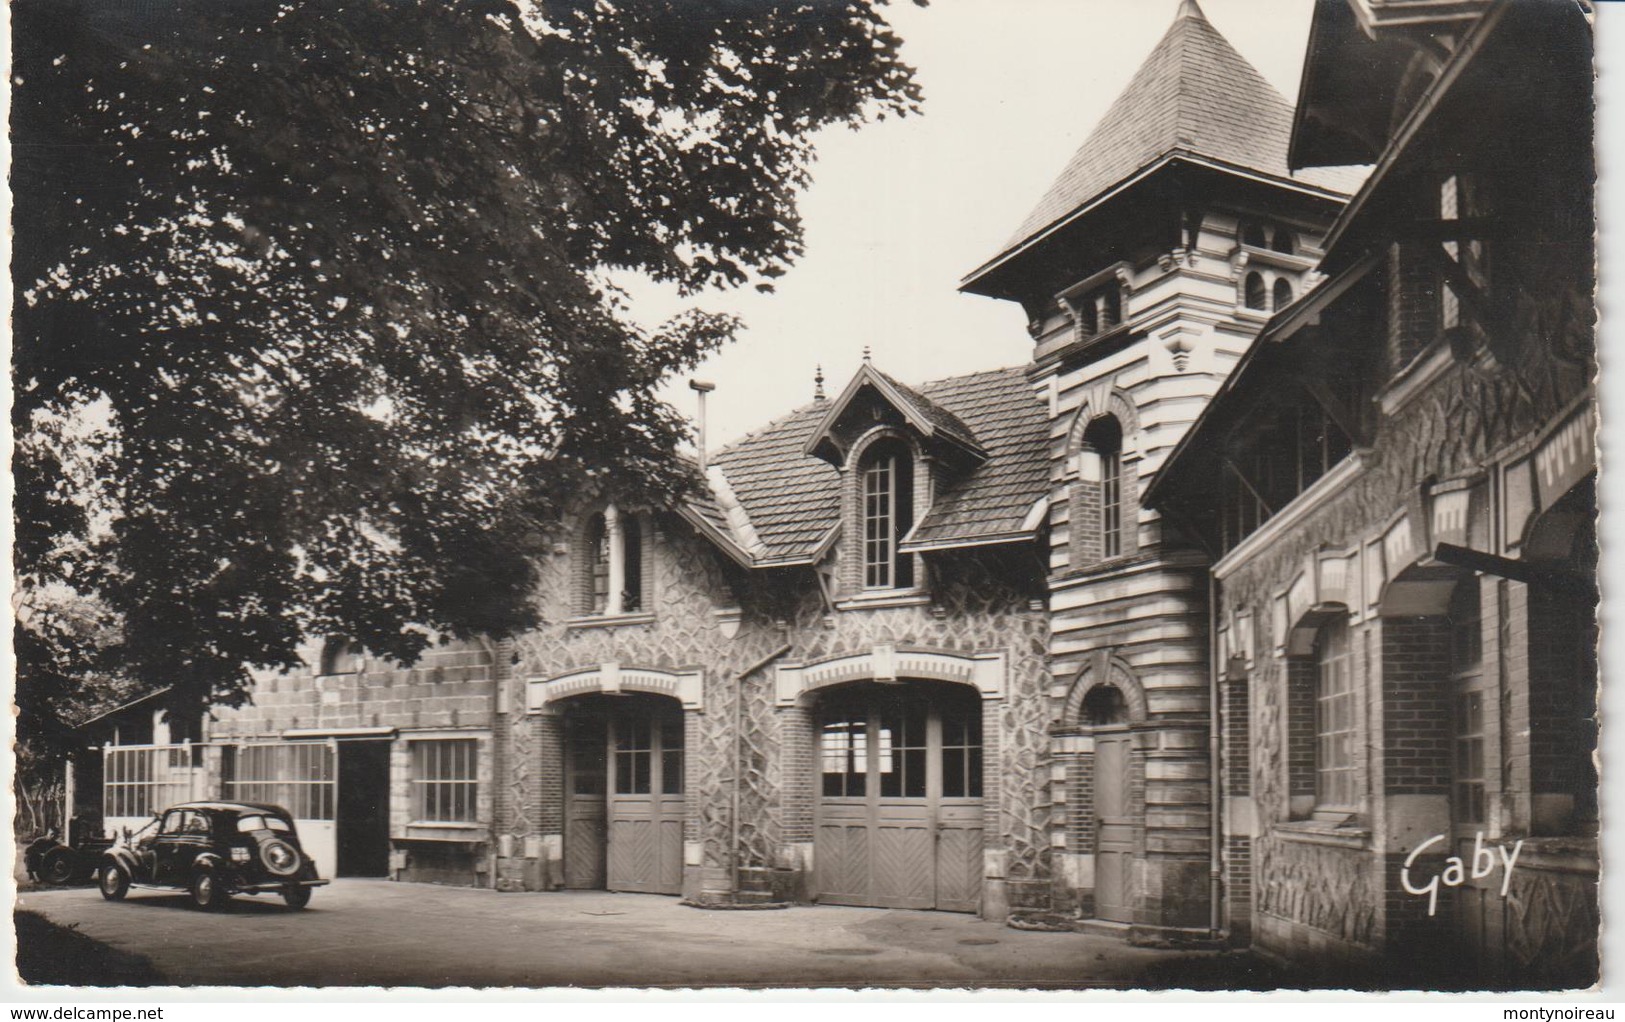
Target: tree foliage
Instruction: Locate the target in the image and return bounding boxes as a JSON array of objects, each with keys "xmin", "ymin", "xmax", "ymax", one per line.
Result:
[{"xmin": 11, "ymin": 0, "xmax": 922, "ymax": 742}]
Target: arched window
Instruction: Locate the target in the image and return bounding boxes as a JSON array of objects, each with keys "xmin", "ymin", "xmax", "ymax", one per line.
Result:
[
  {"xmin": 1242, "ymin": 222, "xmax": 1268, "ymax": 247},
  {"xmin": 1244, "ymin": 272, "xmax": 1267, "ymax": 310},
  {"xmin": 1315, "ymin": 620, "xmax": 1356, "ymax": 809},
  {"xmin": 1273, "ymin": 277, "xmax": 1294, "ymax": 311},
  {"xmin": 1271, "ymin": 228, "xmax": 1296, "ymax": 255},
  {"xmin": 860, "ymin": 440, "xmax": 915, "ymax": 590},
  {"xmin": 1083, "ymin": 416, "xmax": 1124, "ymax": 559},
  {"xmin": 319, "ymin": 638, "xmax": 363, "ymax": 676}
]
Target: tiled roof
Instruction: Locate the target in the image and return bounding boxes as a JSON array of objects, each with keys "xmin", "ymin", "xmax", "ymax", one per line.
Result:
[
  {"xmin": 692, "ymin": 365, "xmax": 1049, "ymax": 564},
  {"xmin": 705, "ymin": 402, "xmax": 841, "ymax": 564},
  {"xmin": 868, "ymin": 367, "xmax": 980, "ymax": 453},
  {"xmin": 1000, "ymin": 0, "xmax": 1364, "ymax": 256}
]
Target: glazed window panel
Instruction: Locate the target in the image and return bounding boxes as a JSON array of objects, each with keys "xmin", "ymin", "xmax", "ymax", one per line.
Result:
[
  {"xmin": 1454, "ymin": 691, "xmax": 1487, "ymax": 825},
  {"xmin": 411, "ymin": 739, "xmax": 479, "ymax": 823},
  {"xmin": 940, "ymin": 701, "xmax": 984, "ymax": 799},
  {"xmin": 878, "ymin": 701, "xmax": 928, "ymax": 799},
  {"xmin": 1315, "ymin": 622, "xmax": 1358, "ymax": 809},
  {"xmin": 863, "ymin": 457, "xmax": 894, "ymax": 589},
  {"xmin": 613, "ymin": 712, "xmax": 653, "ymax": 796},
  {"xmin": 820, "ymin": 715, "xmax": 867, "ymax": 798},
  {"xmin": 659, "ymin": 712, "xmax": 684, "ymax": 796},
  {"xmin": 221, "ymin": 742, "xmax": 336, "ymax": 820},
  {"xmin": 858, "ymin": 443, "xmax": 915, "ymax": 590},
  {"xmin": 588, "ymin": 514, "xmax": 611, "ymax": 614}
]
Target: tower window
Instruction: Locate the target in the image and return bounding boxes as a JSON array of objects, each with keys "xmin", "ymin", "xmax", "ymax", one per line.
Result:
[
  {"xmin": 1244, "ymin": 272, "xmax": 1267, "ymax": 310},
  {"xmin": 1273, "ymin": 277, "xmax": 1294, "ymax": 311},
  {"xmin": 1083, "ymin": 416, "xmax": 1124, "ymax": 560}
]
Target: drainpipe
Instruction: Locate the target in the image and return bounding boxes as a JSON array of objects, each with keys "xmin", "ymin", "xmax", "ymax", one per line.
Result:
[
  {"xmin": 733, "ymin": 639, "xmax": 792, "ymax": 899},
  {"xmin": 1208, "ymin": 572, "xmax": 1224, "ymax": 937}
]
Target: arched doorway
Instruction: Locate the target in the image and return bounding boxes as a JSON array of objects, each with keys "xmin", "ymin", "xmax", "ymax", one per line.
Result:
[
  {"xmin": 561, "ymin": 693, "xmax": 685, "ymax": 895},
  {"xmin": 1083, "ymin": 684, "xmax": 1135, "ymax": 923},
  {"xmin": 813, "ymin": 680, "xmax": 984, "ymax": 911}
]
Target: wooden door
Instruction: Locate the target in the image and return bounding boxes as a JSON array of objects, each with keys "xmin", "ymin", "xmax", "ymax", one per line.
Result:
[
  {"xmin": 563, "ymin": 709, "xmax": 607, "ymax": 890},
  {"xmin": 815, "ymin": 683, "xmax": 983, "ymax": 912},
  {"xmin": 1094, "ymin": 731, "xmax": 1135, "ymax": 923},
  {"xmin": 606, "ymin": 700, "xmax": 684, "ymax": 895}
]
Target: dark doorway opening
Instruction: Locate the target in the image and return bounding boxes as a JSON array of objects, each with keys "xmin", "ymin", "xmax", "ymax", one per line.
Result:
[{"xmin": 337, "ymin": 740, "xmax": 391, "ymax": 877}]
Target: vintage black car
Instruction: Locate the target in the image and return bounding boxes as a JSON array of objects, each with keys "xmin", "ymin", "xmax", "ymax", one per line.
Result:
[{"xmin": 98, "ymin": 801, "xmax": 328, "ymax": 910}]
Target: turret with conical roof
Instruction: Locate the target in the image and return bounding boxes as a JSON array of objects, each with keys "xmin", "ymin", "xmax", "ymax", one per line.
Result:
[
  {"xmin": 962, "ymin": 0, "xmax": 1359, "ymax": 315},
  {"xmin": 963, "ymin": 0, "xmax": 1363, "ymax": 937}
]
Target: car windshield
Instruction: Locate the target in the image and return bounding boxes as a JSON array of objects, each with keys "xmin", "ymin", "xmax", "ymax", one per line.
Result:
[{"xmin": 235, "ymin": 815, "xmax": 292, "ymax": 833}]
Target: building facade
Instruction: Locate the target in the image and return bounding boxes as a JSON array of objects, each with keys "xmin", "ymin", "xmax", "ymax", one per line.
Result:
[{"xmin": 1146, "ymin": 0, "xmax": 1597, "ymax": 987}]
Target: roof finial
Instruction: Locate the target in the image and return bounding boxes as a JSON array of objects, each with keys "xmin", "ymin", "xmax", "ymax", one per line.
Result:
[
  {"xmin": 814, "ymin": 364, "xmax": 826, "ymax": 401},
  {"xmin": 862, "ymin": 345, "xmax": 872, "ymax": 363},
  {"xmin": 1174, "ymin": 0, "xmax": 1205, "ymax": 21}
]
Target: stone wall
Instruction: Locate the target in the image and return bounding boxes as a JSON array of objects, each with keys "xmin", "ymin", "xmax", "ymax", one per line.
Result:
[{"xmin": 499, "ymin": 510, "xmax": 1051, "ymax": 912}]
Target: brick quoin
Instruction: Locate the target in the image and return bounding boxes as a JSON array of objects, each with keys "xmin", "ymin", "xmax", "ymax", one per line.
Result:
[
  {"xmin": 1285, "ymin": 659, "xmax": 1316, "ymax": 800},
  {"xmin": 777, "ymin": 704, "xmax": 815, "ymax": 844}
]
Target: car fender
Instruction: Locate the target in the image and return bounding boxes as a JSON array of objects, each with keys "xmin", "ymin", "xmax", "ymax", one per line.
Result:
[
  {"xmin": 101, "ymin": 846, "xmax": 142, "ymax": 878},
  {"xmin": 192, "ymin": 851, "xmax": 229, "ymax": 876}
]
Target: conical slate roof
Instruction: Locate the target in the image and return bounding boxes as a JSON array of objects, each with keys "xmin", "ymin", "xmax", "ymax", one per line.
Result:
[{"xmin": 1002, "ymin": 0, "xmax": 1361, "ymax": 252}]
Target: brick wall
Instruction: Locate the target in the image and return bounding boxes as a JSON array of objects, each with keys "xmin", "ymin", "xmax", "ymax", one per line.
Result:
[
  {"xmin": 1380, "ymin": 617, "xmax": 1452, "ymax": 795},
  {"xmin": 1285, "ymin": 659, "xmax": 1316, "ymax": 801},
  {"xmin": 1386, "ymin": 241, "xmax": 1440, "ymax": 374}
]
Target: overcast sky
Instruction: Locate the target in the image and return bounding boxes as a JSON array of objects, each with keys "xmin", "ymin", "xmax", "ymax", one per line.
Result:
[{"xmin": 623, "ymin": 0, "xmax": 1330, "ymax": 448}]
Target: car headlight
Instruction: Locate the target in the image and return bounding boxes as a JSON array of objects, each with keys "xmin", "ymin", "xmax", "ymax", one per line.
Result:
[{"xmin": 230, "ymin": 846, "xmax": 251, "ymax": 863}]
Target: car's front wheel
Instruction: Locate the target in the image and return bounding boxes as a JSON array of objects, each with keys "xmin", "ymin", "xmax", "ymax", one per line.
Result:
[
  {"xmin": 189, "ymin": 870, "xmax": 227, "ymax": 911},
  {"xmin": 99, "ymin": 863, "xmax": 129, "ymax": 901},
  {"xmin": 282, "ymin": 885, "xmax": 311, "ymax": 910}
]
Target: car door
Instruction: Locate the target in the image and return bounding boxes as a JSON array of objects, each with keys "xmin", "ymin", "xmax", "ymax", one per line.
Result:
[{"xmin": 154, "ymin": 810, "xmax": 210, "ymax": 886}]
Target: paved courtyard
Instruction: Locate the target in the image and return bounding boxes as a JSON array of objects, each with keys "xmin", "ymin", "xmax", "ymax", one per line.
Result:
[{"xmin": 17, "ymin": 878, "xmax": 1222, "ymax": 989}]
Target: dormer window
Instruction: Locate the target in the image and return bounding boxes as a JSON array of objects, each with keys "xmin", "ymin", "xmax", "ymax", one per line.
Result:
[
  {"xmin": 1271, "ymin": 229, "xmax": 1296, "ymax": 255},
  {"xmin": 1242, "ymin": 222, "xmax": 1269, "ymax": 247},
  {"xmin": 577, "ymin": 504, "xmax": 650, "ymax": 619},
  {"xmin": 861, "ymin": 440, "xmax": 915, "ymax": 590}
]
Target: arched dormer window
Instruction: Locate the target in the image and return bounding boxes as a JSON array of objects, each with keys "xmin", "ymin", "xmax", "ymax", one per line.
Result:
[
  {"xmin": 1271, "ymin": 228, "xmax": 1296, "ymax": 255},
  {"xmin": 1242, "ymin": 222, "xmax": 1268, "ymax": 248},
  {"xmin": 1083, "ymin": 417, "xmax": 1124, "ymax": 560},
  {"xmin": 577, "ymin": 504, "xmax": 648, "ymax": 618},
  {"xmin": 1244, "ymin": 272, "xmax": 1267, "ymax": 311},
  {"xmin": 859, "ymin": 439, "xmax": 915, "ymax": 590},
  {"xmin": 1273, "ymin": 277, "xmax": 1294, "ymax": 311}
]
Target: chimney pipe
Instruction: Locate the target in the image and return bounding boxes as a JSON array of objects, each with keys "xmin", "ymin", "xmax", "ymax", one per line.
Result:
[{"xmin": 690, "ymin": 379, "xmax": 716, "ymax": 472}]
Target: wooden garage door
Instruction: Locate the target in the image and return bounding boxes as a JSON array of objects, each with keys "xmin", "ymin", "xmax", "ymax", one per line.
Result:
[
  {"xmin": 815, "ymin": 682, "xmax": 983, "ymax": 912},
  {"xmin": 606, "ymin": 701, "xmax": 685, "ymax": 895},
  {"xmin": 563, "ymin": 696, "xmax": 685, "ymax": 895}
]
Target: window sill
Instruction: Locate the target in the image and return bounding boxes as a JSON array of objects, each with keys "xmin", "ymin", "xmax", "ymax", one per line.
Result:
[
  {"xmin": 1273, "ymin": 818, "xmax": 1370, "ymax": 850},
  {"xmin": 833, "ymin": 589, "xmax": 931, "ymax": 611},
  {"xmin": 1377, "ymin": 335, "xmax": 1455, "ymax": 417},
  {"xmin": 566, "ymin": 612, "xmax": 656, "ymax": 631},
  {"xmin": 398, "ymin": 822, "xmax": 488, "ymax": 844}
]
